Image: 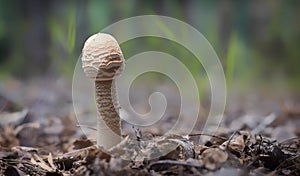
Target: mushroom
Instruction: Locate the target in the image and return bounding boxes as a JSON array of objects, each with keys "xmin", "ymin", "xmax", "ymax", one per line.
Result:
[{"xmin": 81, "ymin": 33, "xmax": 125, "ymax": 149}]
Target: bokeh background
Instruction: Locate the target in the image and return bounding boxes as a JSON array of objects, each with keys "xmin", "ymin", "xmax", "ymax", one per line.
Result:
[{"xmin": 0, "ymin": 0, "xmax": 300, "ymax": 120}]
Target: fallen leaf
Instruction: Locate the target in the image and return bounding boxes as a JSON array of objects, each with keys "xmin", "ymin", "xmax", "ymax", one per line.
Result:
[{"xmin": 201, "ymin": 148, "xmax": 228, "ymax": 170}]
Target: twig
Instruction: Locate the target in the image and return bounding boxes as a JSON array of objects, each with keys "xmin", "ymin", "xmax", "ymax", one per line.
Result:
[
  {"xmin": 226, "ymin": 131, "xmax": 239, "ymax": 149},
  {"xmin": 188, "ymin": 133, "xmax": 227, "ymax": 141},
  {"xmin": 251, "ymin": 113, "xmax": 277, "ymax": 135}
]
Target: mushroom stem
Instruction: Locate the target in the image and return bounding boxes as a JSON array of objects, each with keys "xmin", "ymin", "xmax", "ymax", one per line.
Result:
[
  {"xmin": 81, "ymin": 33, "xmax": 124, "ymax": 149},
  {"xmin": 95, "ymin": 80, "xmax": 121, "ymax": 148}
]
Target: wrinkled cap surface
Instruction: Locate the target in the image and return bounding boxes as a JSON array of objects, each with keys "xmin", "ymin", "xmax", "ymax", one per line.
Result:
[{"xmin": 81, "ymin": 33, "xmax": 125, "ymax": 80}]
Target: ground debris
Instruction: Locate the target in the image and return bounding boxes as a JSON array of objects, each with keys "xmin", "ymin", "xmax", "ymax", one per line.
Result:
[
  {"xmin": 1, "ymin": 125, "xmax": 298, "ymax": 176},
  {"xmin": 0, "ymin": 104, "xmax": 299, "ymax": 175}
]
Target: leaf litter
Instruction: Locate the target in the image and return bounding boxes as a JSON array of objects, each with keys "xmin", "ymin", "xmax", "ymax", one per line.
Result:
[{"xmin": 0, "ymin": 87, "xmax": 300, "ymax": 175}]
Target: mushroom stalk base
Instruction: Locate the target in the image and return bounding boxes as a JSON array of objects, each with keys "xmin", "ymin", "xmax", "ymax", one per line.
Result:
[{"xmin": 95, "ymin": 80, "xmax": 121, "ymax": 149}]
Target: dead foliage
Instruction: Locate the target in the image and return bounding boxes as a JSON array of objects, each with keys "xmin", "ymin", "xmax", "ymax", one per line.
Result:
[{"xmin": 0, "ymin": 96, "xmax": 299, "ymax": 175}]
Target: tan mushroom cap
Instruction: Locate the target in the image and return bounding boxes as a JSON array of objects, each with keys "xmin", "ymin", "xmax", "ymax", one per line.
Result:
[{"xmin": 81, "ymin": 33, "xmax": 125, "ymax": 81}]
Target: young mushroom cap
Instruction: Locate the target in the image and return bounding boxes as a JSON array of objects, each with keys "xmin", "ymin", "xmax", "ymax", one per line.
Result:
[{"xmin": 81, "ymin": 33, "xmax": 125, "ymax": 81}]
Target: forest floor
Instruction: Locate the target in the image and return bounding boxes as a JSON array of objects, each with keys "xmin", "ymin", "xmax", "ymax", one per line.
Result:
[{"xmin": 0, "ymin": 78, "xmax": 299, "ymax": 176}]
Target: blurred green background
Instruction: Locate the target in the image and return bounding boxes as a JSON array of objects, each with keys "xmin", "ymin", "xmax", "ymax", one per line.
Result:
[{"xmin": 0, "ymin": 0, "xmax": 299, "ymax": 97}]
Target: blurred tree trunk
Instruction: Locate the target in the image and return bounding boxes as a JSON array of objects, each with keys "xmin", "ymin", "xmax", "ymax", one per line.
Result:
[
  {"xmin": 21, "ymin": 0, "xmax": 50, "ymax": 76},
  {"xmin": 218, "ymin": 0, "xmax": 233, "ymax": 54}
]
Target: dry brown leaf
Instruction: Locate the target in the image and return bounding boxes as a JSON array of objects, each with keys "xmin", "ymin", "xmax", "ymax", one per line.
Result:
[
  {"xmin": 11, "ymin": 146, "xmax": 38, "ymax": 158},
  {"xmin": 14, "ymin": 122, "xmax": 40, "ymax": 135},
  {"xmin": 47, "ymin": 153, "xmax": 57, "ymax": 171},
  {"xmin": 201, "ymin": 148, "xmax": 228, "ymax": 170},
  {"xmin": 32, "ymin": 154, "xmax": 54, "ymax": 172},
  {"xmin": 72, "ymin": 139, "xmax": 94, "ymax": 150},
  {"xmin": 0, "ymin": 125, "xmax": 19, "ymax": 147},
  {"xmin": 109, "ymin": 135, "xmax": 184, "ymax": 161},
  {"xmin": 221, "ymin": 131, "xmax": 251, "ymax": 156},
  {"xmin": 0, "ymin": 109, "xmax": 28, "ymax": 126},
  {"xmin": 168, "ymin": 138, "xmax": 195, "ymax": 159}
]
